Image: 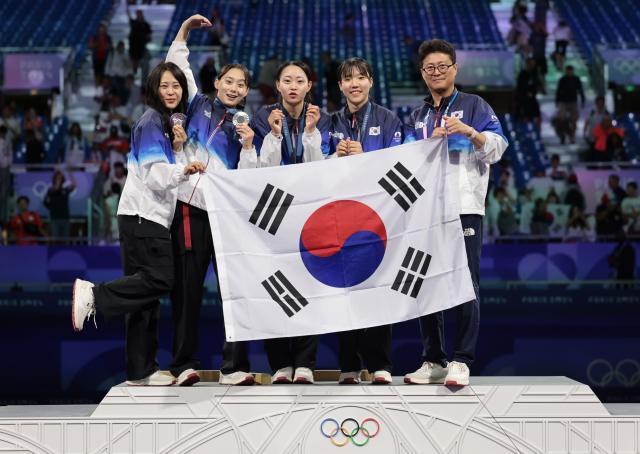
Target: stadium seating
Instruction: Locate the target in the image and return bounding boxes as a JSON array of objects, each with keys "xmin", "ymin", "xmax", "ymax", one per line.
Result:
[
  {"xmin": 499, "ymin": 114, "xmax": 549, "ymax": 188},
  {"xmin": 0, "ymin": 0, "xmax": 112, "ymax": 67},
  {"xmin": 163, "ymin": 0, "xmax": 506, "ymax": 108},
  {"xmin": 555, "ymin": 0, "xmax": 640, "ymax": 64},
  {"xmin": 617, "ymin": 113, "xmax": 640, "ymax": 162}
]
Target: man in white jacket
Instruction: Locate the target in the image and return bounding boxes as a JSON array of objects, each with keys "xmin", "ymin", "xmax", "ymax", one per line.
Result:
[{"xmin": 403, "ymin": 39, "xmax": 509, "ymax": 386}]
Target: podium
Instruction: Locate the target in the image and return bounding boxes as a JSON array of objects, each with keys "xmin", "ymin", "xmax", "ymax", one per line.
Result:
[{"xmin": 1, "ymin": 376, "xmax": 638, "ymax": 453}]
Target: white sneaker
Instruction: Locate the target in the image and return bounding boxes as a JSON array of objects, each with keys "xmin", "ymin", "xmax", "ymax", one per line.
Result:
[
  {"xmin": 338, "ymin": 371, "xmax": 360, "ymax": 384},
  {"xmin": 444, "ymin": 361, "xmax": 470, "ymax": 386},
  {"xmin": 404, "ymin": 361, "xmax": 448, "ymax": 384},
  {"xmin": 372, "ymin": 370, "xmax": 392, "ymax": 384},
  {"xmin": 177, "ymin": 368, "xmax": 200, "ymax": 386},
  {"xmin": 271, "ymin": 367, "xmax": 294, "ymax": 384},
  {"xmin": 293, "ymin": 367, "xmax": 314, "ymax": 384},
  {"xmin": 72, "ymin": 278, "xmax": 96, "ymax": 331},
  {"xmin": 126, "ymin": 370, "xmax": 175, "ymax": 386},
  {"xmin": 219, "ymin": 371, "xmax": 255, "ymax": 386}
]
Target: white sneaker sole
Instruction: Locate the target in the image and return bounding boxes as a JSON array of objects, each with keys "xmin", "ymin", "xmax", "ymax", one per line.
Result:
[
  {"xmin": 403, "ymin": 376, "xmax": 446, "ymax": 385},
  {"xmin": 444, "ymin": 378, "xmax": 468, "ymax": 387},
  {"xmin": 220, "ymin": 375, "xmax": 255, "ymax": 386},
  {"xmin": 178, "ymin": 372, "xmax": 201, "ymax": 386},
  {"xmin": 72, "ymin": 279, "xmax": 81, "ymax": 332}
]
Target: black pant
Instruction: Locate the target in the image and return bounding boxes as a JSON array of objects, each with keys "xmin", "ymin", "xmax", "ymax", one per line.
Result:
[
  {"xmin": 169, "ymin": 202, "xmax": 249, "ymax": 376},
  {"xmin": 264, "ymin": 336, "xmax": 318, "ymax": 372},
  {"xmin": 93, "ymin": 215, "xmax": 174, "ymax": 380},
  {"xmin": 339, "ymin": 325, "xmax": 392, "ymax": 373},
  {"xmin": 418, "ymin": 214, "xmax": 482, "ymax": 367}
]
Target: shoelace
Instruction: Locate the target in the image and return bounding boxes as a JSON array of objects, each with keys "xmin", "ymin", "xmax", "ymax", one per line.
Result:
[{"xmin": 86, "ymin": 302, "xmax": 97, "ymax": 328}]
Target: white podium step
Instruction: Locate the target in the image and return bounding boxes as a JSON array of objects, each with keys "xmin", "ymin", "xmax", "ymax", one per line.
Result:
[{"xmin": 1, "ymin": 377, "xmax": 638, "ymax": 453}]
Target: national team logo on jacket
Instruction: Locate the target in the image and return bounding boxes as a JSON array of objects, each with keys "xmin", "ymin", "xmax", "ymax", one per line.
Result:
[
  {"xmin": 369, "ymin": 126, "xmax": 381, "ymax": 136},
  {"xmin": 204, "ymin": 110, "xmax": 212, "ymax": 119},
  {"xmin": 330, "ymin": 131, "xmax": 345, "ymax": 140},
  {"xmin": 451, "ymin": 110, "xmax": 464, "ymax": 119}
]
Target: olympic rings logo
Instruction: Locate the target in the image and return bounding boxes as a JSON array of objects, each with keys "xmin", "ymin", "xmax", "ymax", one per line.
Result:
[
  {"xmin": 587, "ymin": 359, "xmax": 640, "ymax": 388},
  {"xmin": 320, "ymin": 418, "xmax": 380, "ymax": 447}
]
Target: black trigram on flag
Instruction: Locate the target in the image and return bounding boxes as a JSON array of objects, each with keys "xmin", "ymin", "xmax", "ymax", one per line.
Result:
[
  {"xmin": 262, "ymin": 270, "xmax": 309, "ymax": 317},
  {"xmin": 391, "ymin": 247, "xmax": 432, "ymax": 298},
  {"xmin": 378, "ymin": 162, "xmax": 425, "ymax": 211},
  {"xmin": 249, "ymin": 184, "xmax": 294, "ymax": 235}
]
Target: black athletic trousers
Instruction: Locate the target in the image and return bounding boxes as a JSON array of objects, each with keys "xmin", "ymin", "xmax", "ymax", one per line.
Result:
[
  {"xmin": 264, "ymin": 335, "xmax": 318, "ymax": 372},
  {"xmin": 339, "ymin": 324, "xmax": 392, "ymax": 373},
  {"xmin": 93, "ymin": 215, "xmax": 174, "ymax": 381},
  {"xmin": 418, "ymin": 214, "xmax": 483, "ymax": 366},
  {"xmin": 169, "ymin": 201, "xmax": 249, "ymax": 376}
]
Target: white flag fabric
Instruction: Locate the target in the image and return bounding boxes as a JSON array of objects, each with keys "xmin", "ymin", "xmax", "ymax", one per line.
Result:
[{"xmin": 204, "ymin": 139, "xmax": 475, "ymax": 341}]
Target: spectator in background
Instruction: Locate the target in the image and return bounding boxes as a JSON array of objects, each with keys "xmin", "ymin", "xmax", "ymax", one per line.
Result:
[
  {"xmin": 546, "ymin": 188, "xmax": 561, "ymax": 205},
  {"xmin": 23, "ymin": 108, "xmax": 44, "ymax": 141},
  {"xmin": 529, "ymin": 22, "xmax": 548, "ymax": 91},
  {"xmin": 8, "ymin": 196, "xmax": 47, "ymax": 245},
  {"xmin": 515, "ymin": 58, "xmax": 542, "ymax": 129},
  {"xmin": 595, "ymin": 194, "xmax": 624, "ymax": 240},
  {"xmin": 531, "ymin": 198, "xmax": 553, "ymax": 235},
  {"xmin": 322, "ymin": 52, "xmax": 341, "ymax": 112},
  {"xmin": 552, "ymin": 20, "xmax": 571, "ymax": 70},
  {"xmin": 607, "ymin": 174, "xmax": 627, "ymax": 205},
  {"xmin": 104, "ymin": 182, "xmax": 122, "ymax": 243},
  {"xmin": 199, "ymin": 57, "xmax": 218, "ymax": 97},
  {"xmin": 99, "ymin": 125, "xmax": 130, "ymax": 170},
  {"xmin": 546, "ymin": 154, "xmax": 567, "ymax": 180},
  {"xmin": 508, "ymin": 4, "xmax": 531, "ymax": 58},
  {"xmin": 606, "ymin": 132, "xmax": 627, "ymax": 162},
  {"xmin": 257, "ymin": 55, "xmax": 280, "ymax": 105},
  {"xmin": 608, "ymin": 231, "xmax": 635, "ymax": 282},
  {"xmin": 0, "ymin": 106, "xmax": 20, "ymax": 146},
  {"xmin": 0, "ymin": 126, "xmax": 12, "ymax": 225},
  {"xmin": 565, "ymin": 206, "xmax": 593, "ymax": 241},
  {"xmin": 583, "ymin": 95, "xmax": 608, "ymax": 146},
  {"xmin": 25, "ymin": 130, "xmax": 45, "ymax": 164},
  {"xmin": 564, "ymin": 173, "xmax": 586, "ymax": 211},
  {"xmin": 403, "ymin": 35, "xmax": 421, "ymax": 83},
  {"xmin": 554, "ymin": 65, "xmax": 584, "ymax": 144},
  {"xmin": 63, "ymin": 122, "xmax": 92, "ymax": 164},
  {"xmin": 621, "ymin": 181, "xmax": 640, "ymax": 234},
  {"xmin": 591, "ymin": 115, "xmax": 624, "ymax": 161},
  {"xmin": 128, "ymin": 8, "xmax": 152, "ymax": 80},
  {"xmin": 104, "ymin": 162, "xmax": 127, "ymax": 196},
  {"xmin": 88, "ymin": 24, "xmax": 112, "ymax": 86},
  {"xmin": 106, "ymin": 41, "xmax": 133, "ymax": 101},
  {"xmin": 495, "ymin": 187, "xmax": 519, "ymax": 236},
  {"xmin": 44, "ymin": 170, "xmax": 77, "ymax": 243}
]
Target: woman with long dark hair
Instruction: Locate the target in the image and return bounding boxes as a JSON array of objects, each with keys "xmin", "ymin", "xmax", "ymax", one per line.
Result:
[
  {"xmin": 71, "ymin": 62, "xmax": 206, "ymax": 386},
  {"xmin": 248, "ymin": 60, "xmax": 332, "ymax": 385},
  {"xmin": 165, "ymin": 15, "xmax": 258, "ymax": 387}
]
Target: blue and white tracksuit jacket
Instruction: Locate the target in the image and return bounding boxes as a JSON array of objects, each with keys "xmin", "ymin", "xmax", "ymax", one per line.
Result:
[{"xmin": 405, "ymin": 89, "xmax": 509, "ymax": 215}]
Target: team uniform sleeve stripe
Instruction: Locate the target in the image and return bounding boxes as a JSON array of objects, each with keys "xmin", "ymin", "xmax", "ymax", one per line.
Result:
[
  {"xmin": 249, "ymin": 184, "xmax": 275, "ymax": 225},
  {"xmin": 268, "ymin": 193, "xmax": 294, "ymax": 235}
]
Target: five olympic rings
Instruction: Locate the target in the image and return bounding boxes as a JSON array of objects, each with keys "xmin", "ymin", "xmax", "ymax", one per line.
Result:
[{"xmin": 320, "ymin": 418, "xmax": 380, "ymax": 447}]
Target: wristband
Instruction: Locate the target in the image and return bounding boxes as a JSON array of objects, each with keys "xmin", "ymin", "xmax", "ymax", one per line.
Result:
[{"xmin": 469, "ymin": 128, "xmax": 478, "ymax": 140}]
